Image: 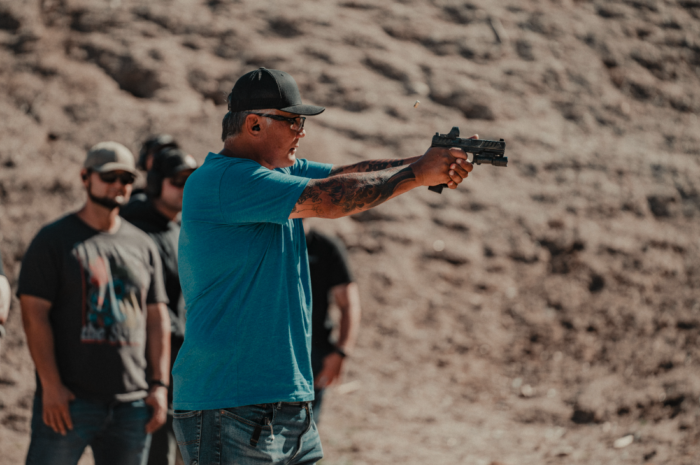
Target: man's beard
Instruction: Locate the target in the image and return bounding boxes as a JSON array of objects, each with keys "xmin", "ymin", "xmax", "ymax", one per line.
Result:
[{"xmin": 87, "ymin": 183, "xmax": 127, "ymax": 210}]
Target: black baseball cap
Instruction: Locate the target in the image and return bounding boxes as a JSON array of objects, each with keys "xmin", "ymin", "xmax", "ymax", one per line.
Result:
[
  {"xmin": 138, "ymin": 134, "xmax": 179, "ymax": 170},
  {"xmin": 152, "ymin": 147, "xmax": 198, "ymax": 178},
  {"xmin": 228, "ymin": 68, "xmax": 325, "ymax": 116}
]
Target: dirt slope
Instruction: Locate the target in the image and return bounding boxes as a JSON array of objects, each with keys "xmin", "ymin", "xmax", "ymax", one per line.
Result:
[{"xmin": 1, "ymin": 1, "xmax": 699, "ymax": 464}]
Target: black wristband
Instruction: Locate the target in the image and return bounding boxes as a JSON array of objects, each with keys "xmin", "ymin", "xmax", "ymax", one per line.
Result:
[
  {"xmin": 149, "ymin": 379, "xmax": 169, "ymax": 389},
  {"xmin": 334, "ymin": 346, "xmax": 348, "ymax": 358}
]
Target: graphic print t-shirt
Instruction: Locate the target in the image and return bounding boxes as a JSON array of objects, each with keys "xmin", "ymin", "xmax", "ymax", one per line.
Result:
[
  {"xmin": 121, "ymin": 198, "xmax": 185, "ymax": 340},
  {"xmin": 18, "ymin": 214, "xmax": 168, "ymax": 402}
]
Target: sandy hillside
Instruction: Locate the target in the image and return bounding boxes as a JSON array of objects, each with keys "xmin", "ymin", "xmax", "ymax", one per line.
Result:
[{"xmin": 1, "ymin": 0, "xmax": 700, "ymax": 464}]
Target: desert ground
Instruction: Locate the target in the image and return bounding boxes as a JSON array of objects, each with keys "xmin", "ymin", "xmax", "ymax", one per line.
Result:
[{"xmin": 1, "ymin": 0, "xmax": 700, "ymax": 464}]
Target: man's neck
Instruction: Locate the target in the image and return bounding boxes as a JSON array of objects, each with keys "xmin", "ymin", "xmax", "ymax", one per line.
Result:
[
  {"xmin": 76, "ymin": 201, "xmax": 121, "ymax": 233},
  {"xmin": 152, "ymin": 198, "xmax": 179, "ymax": 221},
  {"xmin": 221, "ymin": 140, "xmax": 274, "ymax": 170}
]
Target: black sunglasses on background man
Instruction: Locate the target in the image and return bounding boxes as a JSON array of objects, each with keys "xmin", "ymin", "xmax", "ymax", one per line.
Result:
[{"xmin": 88, "ymin": 170, "xmax": 137, "ymax": 185}]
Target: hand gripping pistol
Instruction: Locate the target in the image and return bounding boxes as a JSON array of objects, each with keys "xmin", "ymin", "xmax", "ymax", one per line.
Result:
[{"xmin": 427, "ymin": 127, "xmax": 508, "ymax": 194}]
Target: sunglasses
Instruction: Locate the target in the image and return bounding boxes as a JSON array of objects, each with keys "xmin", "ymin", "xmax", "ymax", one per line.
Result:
[
  {"xmin": 97, "ymin": 171, "xmax": 136, "ymax": 185},
  {"xmin": 247, "ymin": 112, "xmax": 306, "ymax": 132},
  {"xmin": 168, "ymin": 174, "xmax": 191, "ymax": 188}
]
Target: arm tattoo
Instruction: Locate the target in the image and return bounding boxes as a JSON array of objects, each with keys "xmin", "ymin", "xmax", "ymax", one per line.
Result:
[
  {"xmin": 329, "ymin": 159, "xmax": 408, "ymax": 176},
  {"xmin": 292, "ymin": 165, "xmax": 416, "ymax": 217}
]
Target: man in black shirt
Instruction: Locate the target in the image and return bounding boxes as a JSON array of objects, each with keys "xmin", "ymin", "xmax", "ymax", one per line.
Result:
[
  {"xmin": 0, "ymin": 249, "xmax": 10, "ymax": 350},
  {"xmin": 305, "ymin": 227, "xmax": 361, "ymax": 422},
  {"xmin": 121, "ymin": 147, "xmax": 197, "ymax": 465},
  {"xmin": 19, "ymin": 142, "xmax": 171, "ymax": 465}
]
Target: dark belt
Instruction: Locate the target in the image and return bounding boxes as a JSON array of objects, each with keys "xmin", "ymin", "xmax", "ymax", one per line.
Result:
[{"xmin": 274, "ymin": 401, "xmax": 309, "ymax": 407}]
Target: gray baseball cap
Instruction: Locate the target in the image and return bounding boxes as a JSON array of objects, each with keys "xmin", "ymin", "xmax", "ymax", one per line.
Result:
[{"xmin": 84, "ymin": 142, "xmax": 137, "ymax": 174}]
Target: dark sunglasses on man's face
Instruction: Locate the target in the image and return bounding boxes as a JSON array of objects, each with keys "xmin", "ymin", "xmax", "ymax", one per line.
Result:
[
  {"xmin": 168, "ymin": 174, "xmax": 191, "ymax": 188},
  {"xmin": 97, "ymin": 171, "xmax": 136, "ymax": 185},
  {"xmin": 247, "ymin": 112, "xmax": 306, "ymax": 132}
]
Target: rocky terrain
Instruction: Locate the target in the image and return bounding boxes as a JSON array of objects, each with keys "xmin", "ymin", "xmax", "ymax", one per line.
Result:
[{"xmin": 1, "ymin": 0, "xmax": 700, "ymax": 464}]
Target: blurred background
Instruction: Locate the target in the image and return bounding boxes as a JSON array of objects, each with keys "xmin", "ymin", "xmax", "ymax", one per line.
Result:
[{"xmin": 1, "ymin": 0, "xmax": 699, "ymax": 464}]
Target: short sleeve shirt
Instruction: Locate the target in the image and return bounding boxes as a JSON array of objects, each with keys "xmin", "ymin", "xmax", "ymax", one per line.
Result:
[
  {"xmin": 173, "ymin": 153, "xmax": 332, "ymax": 410},
  {"xmin": 17, "ymin": 214, "xmax": 168, "ymax": 402}
]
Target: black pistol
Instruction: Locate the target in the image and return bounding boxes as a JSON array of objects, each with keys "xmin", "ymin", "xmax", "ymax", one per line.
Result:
[{"xmin": 428, "ymin": 127, "xmax": 507, "ymax": 194}]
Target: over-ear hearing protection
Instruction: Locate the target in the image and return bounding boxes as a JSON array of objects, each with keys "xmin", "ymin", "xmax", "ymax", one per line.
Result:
[
  {"xmin": 146, "ymin": 170, "xmax": 163, "ymax": 198},
  {"xmin": 138, "ymin": 134, "xmax": 178, "ymax": 171},
  {"xmin": 146, "ymin": 147, "xmax": 198, "ymax": 198}
]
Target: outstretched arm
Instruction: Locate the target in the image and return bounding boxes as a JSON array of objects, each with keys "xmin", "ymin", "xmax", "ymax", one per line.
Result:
[
  {"xmin": 291, "ymin": 165, "xmax": 417, "ymax": 219},
  {"xmin": 290, "ymin": 146, "xmax": 472, "ymax": 219},
  {"xmin": 328, "ymin": 157, "xmax": 420, "ymax": 176},
  {"xmin": 328, "ymin": 134, "xmax": 479, "ymax": 176}
]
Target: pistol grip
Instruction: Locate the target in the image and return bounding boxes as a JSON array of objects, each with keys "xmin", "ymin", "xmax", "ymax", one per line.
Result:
[{"xmin": 428, "ymin": 184, "xmax": 447, "ymax": 194}]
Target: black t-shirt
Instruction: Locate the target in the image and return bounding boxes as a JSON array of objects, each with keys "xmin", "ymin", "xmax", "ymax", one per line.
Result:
[
  {"xmin": 120, "ymin": 198, "xmax": 185, "ymax": 341},
  {"xmin": 306, "ymin": 229, "xmax": 353, "ymax": 358},
  {"xmin": 18, "ymin": 214, "xmax": 168, "ymax": 402}
]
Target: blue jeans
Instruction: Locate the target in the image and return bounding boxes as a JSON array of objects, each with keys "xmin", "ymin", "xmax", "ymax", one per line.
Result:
[
  {"xmin": 173, "ymin": 402, "xmax": 323, "ymax": 465},
  {"xmin": 26, "ymin": 394, "xmax": 152, "ymax": 465}
]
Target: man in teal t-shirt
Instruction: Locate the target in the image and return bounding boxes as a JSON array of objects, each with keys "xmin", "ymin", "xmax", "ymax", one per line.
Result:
[{"xmin": 172, "ymin": 67, "xmax": 474, "ymax": 465}]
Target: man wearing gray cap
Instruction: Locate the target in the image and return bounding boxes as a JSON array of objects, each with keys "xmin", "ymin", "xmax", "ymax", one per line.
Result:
[
  {"xmin": 18, "ymin": 142, "xmax": 171, "ymax": 465},
  {"xmin": 172, "ymin": 68, "xmax": 473, "ymax": 464}
]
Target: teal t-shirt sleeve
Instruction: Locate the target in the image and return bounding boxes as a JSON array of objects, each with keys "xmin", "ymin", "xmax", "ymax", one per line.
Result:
[
  {"xmin": 290, "ymin": 159, "xmax": 332, "ymax": 179},
  {"xmin": 219, "ymin": 160, "xmax": 311, "ymax": 225}
]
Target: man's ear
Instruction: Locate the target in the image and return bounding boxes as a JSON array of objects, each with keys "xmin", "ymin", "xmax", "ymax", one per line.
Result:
[
  {"xmin": 245, "ymin": 113, "xmax": 262, "ymax": 135},
  {"xmin": 80, "ymin": 168, "xmax": 89, "ymax": 183}
]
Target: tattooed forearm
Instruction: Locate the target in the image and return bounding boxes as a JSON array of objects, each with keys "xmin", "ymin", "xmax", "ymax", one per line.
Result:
[
  {"xmin": 327, "ymin": 166, "xmax": 415, "ymax": 213},
  {"xmin": 291, "ymin": 165, "xmax": 417, "ymax": 218},
  {"xmin": 329, "ymin": 158, "xmax": 414, "ymax": 176},
  {"xmin": 295, "ymin": 182, "xmax": 324, "ymax": 207}
]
